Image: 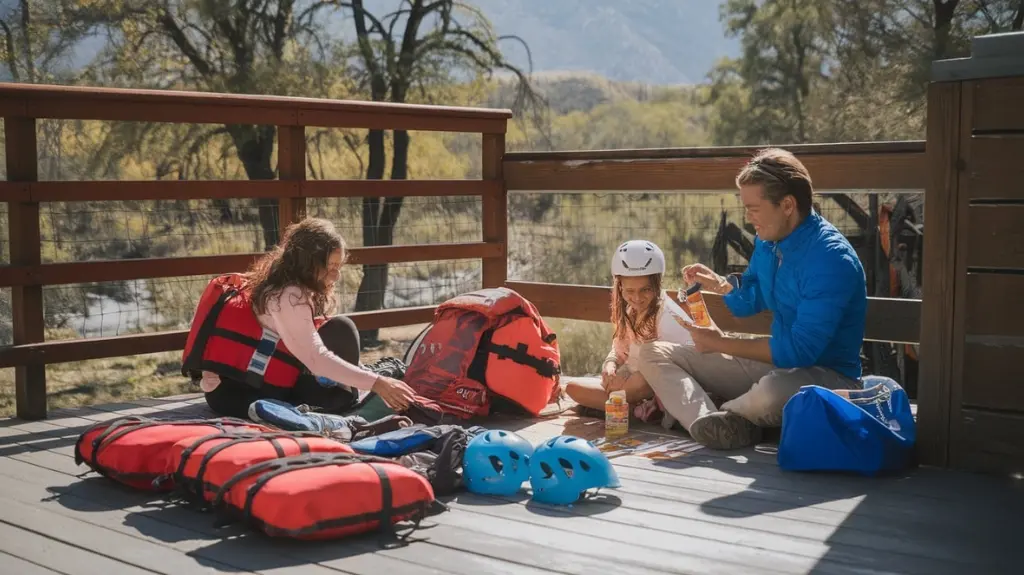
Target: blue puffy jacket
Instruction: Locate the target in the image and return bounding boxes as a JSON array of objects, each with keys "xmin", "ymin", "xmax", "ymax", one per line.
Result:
[{"xmin": 722, "ymin": 211, "xmax": 867, "ymax": 380}]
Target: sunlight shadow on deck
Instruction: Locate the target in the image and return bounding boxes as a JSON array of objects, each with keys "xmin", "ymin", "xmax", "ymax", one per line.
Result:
[
  {"xmin": 3, "ymin": 395, "xmax": 1024, "ymax": 574},
  {"xmin": 804, "ymin": 469, "xmax": 1024, "ymax": 575}
]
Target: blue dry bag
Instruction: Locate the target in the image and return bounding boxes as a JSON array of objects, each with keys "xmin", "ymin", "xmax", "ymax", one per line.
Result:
[{"xmin": 777, "ymin": 375, "xmax": 916, "ymax": 476}]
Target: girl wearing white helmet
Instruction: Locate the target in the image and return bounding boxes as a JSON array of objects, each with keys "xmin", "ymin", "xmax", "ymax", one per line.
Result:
[{"xmin": 565, "ymin": 240, "xmax": 694, "ymax": 413}]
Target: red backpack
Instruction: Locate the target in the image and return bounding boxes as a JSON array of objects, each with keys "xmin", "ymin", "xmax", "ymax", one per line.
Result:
[{"xmin": 402, "ymin": 287, "xmax": 561, "ymax": 419}]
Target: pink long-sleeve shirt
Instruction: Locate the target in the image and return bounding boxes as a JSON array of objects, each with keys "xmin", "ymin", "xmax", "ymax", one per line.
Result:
[{"xmin": 199, "ymin": 285, "xmax": 379, "ymax": 393}]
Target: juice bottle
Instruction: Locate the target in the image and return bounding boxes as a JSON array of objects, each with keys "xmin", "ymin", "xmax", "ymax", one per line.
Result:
[
  {"xmin": 605, "ymin": 390, "xmax": 629, "ymax": 439},
  {"xmin": 683, "ymin": 282, "xmax": 713, "ymax": 327}
]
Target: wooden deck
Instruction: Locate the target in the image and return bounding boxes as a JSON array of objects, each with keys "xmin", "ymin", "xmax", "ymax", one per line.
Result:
[{"xmin": 1, "ymin": 394, "xmax": 1022, "ymax": 575}]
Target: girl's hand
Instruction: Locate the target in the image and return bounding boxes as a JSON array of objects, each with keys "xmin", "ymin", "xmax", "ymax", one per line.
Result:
[
  {"xmin": 600, "ymin": 362, "xmax": 618, "ymax": 390},
  {"xmin": 682, "ymin": 264, "xmax": 732, "ymax": 295},
  {"xmin": 605, "ymin": 375, "xmax": 627, "ymax": 393},
  {"xmin": 371, "ymin": 375, "xmax": 417, "ymax": 411}
]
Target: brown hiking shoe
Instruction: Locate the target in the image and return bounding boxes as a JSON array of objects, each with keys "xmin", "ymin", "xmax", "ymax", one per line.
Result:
[{"xmin": 689, "ymin": 411, "xmax": 762, "ymax": 450}]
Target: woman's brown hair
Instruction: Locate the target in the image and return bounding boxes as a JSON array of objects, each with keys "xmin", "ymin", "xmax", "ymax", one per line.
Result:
[
  {"xmin": 611, "ymin": 273, "xmax": 662, "ymax": 345},
  {"xmin": 243, "ymin": 217, "xmax": 346, "ymax": 317}
]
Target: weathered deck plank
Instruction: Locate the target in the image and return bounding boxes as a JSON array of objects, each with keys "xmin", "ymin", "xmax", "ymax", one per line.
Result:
[{"xmin": 1, "ymin": 395, "xmax": 1022, "ymax": 575}]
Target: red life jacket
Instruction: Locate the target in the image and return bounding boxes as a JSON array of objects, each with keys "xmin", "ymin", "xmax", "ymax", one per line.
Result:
[
  {"xmin": 181, "ymin": 273, "xmax": 326, "ymax": 393},
  {"xmin": 403, "ymin": 287, "xmax": 561, "ymax": 419}
]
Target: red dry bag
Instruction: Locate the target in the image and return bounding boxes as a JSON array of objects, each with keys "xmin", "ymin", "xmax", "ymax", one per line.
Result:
[
  {"xmin": 74, "ymin": 416, "xmax": 270, "ymax": 491},
  {"xmin": 168, "ymin": 431, "xmax": 354, "ymax": 503},
  {"xmin": 212, "ymin": 452, "xmax": 435, "ymax": 540}
]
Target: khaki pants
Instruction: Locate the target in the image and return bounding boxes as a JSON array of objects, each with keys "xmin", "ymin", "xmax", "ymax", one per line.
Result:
[{"xmin": 636, "ymin": 341, "xmax": 859, "ymax": 431}]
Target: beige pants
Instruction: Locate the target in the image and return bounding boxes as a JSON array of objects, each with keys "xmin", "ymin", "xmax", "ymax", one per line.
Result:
[{"xmin": 636, "ymin": 341, "xmax": 860, "ymax": 431}]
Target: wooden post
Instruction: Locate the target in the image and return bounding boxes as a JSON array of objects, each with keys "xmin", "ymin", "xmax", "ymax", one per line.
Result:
[
  {"xmin": 276, "ymin": 125, "xmax": 307, "ymax": 237},
  {"xmin": 6, "ymin": 117, "xmax": 45, "ymax": 420},
  {"xmin": 481, "ymin": 132, "xmax": 507, "ymax": 289},
  {"xmin": 916, "ymin": 81, "xmax": 962, "ymax": 467}
]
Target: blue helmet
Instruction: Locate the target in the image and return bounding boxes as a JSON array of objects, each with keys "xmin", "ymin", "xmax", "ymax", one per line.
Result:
[
  {"xmin": 462, "ymin": 429, "xmax": 534, "ymax": 496},
  {"xmin": 529, "ymin": 435, "xmax": 621, "ymax": 505}
]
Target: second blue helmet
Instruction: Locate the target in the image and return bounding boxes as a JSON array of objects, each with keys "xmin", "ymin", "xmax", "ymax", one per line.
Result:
[{"xmin": 528, "ymin": 435, "xmax": 620, "ymax": 505}]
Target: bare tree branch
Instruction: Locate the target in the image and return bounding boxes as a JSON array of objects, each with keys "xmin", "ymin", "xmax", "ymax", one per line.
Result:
[
  {"xmin": 159, "ymin": 11, "xmax": 213, "ymax": 77},
  {"xmin": 972, "ymin": 0, "xmax": 1001, "ymax": 28},
  {"xmin": 18, "ymin": 0, "xmax": 35, "ymax": 82},
  {"xmin": 0, "ymin": 19, "xmax": 19, "ymax": 81}
]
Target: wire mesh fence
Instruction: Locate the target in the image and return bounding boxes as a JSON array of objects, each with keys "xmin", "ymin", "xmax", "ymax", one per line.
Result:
[
  {"xmin": 508, "ymin": 190, "xmax": 923, "ymax": 286},
  {"xmin": 0, "ymin": 118, "xmax": 926, "ymax": 413},
  {"xmin": 307, "ymin": 195, "xmax": 483, "ymax": 246},
  {"xmin": 1, "ymin": 187, "xmax": 925, "ymax": 412},
  {"xmin": 508, "ymin": 189, "xmax": 925, "ymax": 387}
]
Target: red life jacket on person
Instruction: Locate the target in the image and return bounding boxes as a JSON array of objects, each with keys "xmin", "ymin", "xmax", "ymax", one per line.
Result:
[
  {"xmin": 181, "ymin": 273, "xmax": 326, "ymax": 393},
  {"xmin": 402, "ymin": 287, "xmax": 561, "ymax": 419}
]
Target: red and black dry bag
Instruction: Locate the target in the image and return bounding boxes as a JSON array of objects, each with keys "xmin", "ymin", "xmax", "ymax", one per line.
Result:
[
  {"xmin": 167, "ymin": 431, "xmax": 354, "ymax": 503},
  {"xmin": 74, "ymin": 416, "xmax": 270, "ymax": 491},
  {"xmin": 212, "ymin": 452, "xmax": 435, "ymax": 541}
]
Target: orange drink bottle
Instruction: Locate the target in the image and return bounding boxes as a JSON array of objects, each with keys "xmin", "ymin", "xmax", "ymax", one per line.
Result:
[
  {"xmin": 605, "ymin": 390, "xmax": 629, "ymax": 439},
  {"xmin": 683, "ymin": 283, "xmax": 713, "ymax": 327}
]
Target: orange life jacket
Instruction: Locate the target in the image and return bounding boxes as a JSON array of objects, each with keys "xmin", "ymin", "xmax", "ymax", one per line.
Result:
[
  {"xmin": 403, "ymin": 287, "xmax": 561, "ymax": 419},
  {"xmin": 879, "ymin": 205, "xmax": 918, "ymax": 362},
  {"xmin": 181, "ymin": 273, "xmax": 326, "ymax": 393}
]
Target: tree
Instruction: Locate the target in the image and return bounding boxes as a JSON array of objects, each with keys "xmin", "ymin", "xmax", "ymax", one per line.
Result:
[
  {"xmin": 0, "ymin": 1, "xmax": 106, "ymax": 342},
  {"xmin": 339, "ymin": 0, "xmax": 546, "ymax": 344},
  {"xmin": 973, "ymin": 0, "xmax": 1024, "ymax": 30},
  {"xmin": 0, "ymin": 1, "xmax": 94, "ymax": 84},
  {"xmin": 79, "ymin": 0, "xmax": 353, "ymax": 249},
  {"xmin": 705, "ymin": 0, "xmax": 833, "ymax": 145},
  {"xmin": 705, "ymin": 0, "xmax": 1022, "ymax": 145}
]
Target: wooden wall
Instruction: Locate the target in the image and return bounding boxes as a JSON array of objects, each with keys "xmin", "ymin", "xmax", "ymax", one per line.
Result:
[{"xmin": 920, "ymin": 75, "xmax": 1024, "ymax": 476}]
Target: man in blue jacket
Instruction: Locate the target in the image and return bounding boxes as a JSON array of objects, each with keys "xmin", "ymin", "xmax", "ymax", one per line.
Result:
[{"xmin": 637, "ymin": 148, "xmax": 867, "ymax": 450}]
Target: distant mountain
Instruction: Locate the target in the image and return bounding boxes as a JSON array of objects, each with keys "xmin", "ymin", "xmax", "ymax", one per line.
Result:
[
  {"xmin": 469, "ymin": 0, "xmax": 740, "ymax": 85},
  {"xmin": 4, "ymin": 1, "xmax": 738, "ymax": 88}
]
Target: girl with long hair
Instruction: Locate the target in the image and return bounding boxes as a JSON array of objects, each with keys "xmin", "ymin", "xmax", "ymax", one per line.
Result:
[
  {"xmin": 198, "ymin": 217, "xmax": 416, "ymax": 418},
  {"xmin": 564, "ymin": 240, "xmax": 693, "ymax": 412}
]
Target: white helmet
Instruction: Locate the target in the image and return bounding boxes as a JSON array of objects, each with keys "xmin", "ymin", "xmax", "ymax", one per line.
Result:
[{"xmin": 611, "ymin": 240, "xmax": 666, "ymax": 277}]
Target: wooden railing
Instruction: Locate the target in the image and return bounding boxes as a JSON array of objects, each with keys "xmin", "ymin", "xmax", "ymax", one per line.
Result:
[
  {"xmin": 0, "ymin": 83, "xmax": 510, "ymax": 419},
  {"xmin": 502, "ymin": 142, "xmax": 927, "ymax": 345},
  {"xmin": 0, "ymin": 83, "xmax": 926, "ymax": 422}
]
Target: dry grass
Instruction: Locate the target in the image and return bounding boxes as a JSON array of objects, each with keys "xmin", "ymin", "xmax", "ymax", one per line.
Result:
[
  {"xmin": 546, "ymin": 318, "xmax": 615, "ymax": 376},
  {"xmin": 0, "ymin": 353, "xmax": 191, "ymax": 417}
]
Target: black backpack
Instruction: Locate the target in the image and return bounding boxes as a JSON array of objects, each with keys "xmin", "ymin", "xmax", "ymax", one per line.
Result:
[{"xmin": 397, "ymin": 425, "xmax": 485, "ymax": 496}]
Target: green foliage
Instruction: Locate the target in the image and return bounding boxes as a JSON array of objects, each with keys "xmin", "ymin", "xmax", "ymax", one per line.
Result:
[{"xmin": 704, "ymin": 0, "xmax": 1024, "ymax": 145}]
